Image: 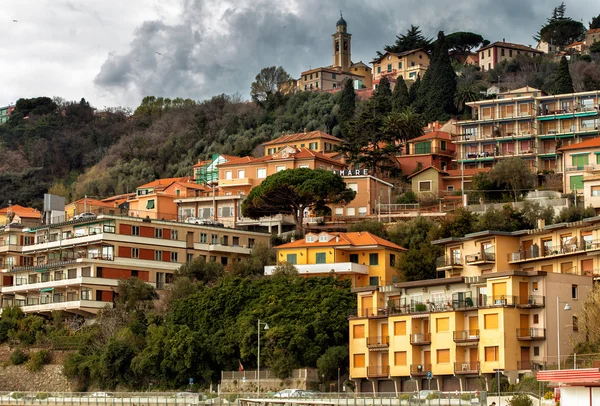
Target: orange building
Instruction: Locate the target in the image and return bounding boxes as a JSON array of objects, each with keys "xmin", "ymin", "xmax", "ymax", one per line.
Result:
[
  {"xmin": 65, "ymin": 198, "xmax": 117, "ymax": 221},
  {"xmin": 396, "ymin": 131, "xmax": 456, "ymax": 175},
  {"xmin": 0, "ymin": 205, "xmax": 42, "ymax": 226},
  {"xmin": 262, "ymin": 130, "xmax": 343, "ymax": 156}
]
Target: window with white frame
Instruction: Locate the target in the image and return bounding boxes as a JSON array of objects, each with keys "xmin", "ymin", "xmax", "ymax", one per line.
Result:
[
  {"xmin": 276, "ymin": 165, "xmax": 286, "ymax": 172},
  {"xmin": 225, "ymin": 171, "xmax": 233, "ymax": 180},
  {"xmin": 358, "ymin": 207, "xmax": 367, "ymax": 215},
  {"xmin": 306, "ymin": 235, "xmax": 316, "ymax": 242},
  {"xmin": 299, "ymin": 164, "xmax": 309, "ymax": 168},
  {"xmin": 418, "ymin": 181, "xmax": 432, "ymax": 192},
  {"xmin": 257, "ymin": 168, "xmax": 267, "ymax": 178},
  {"xmin": 447, "ymin": 185, "xmax": 455, "ymax": 192},
  {"xmin": 346, "ymin": 207, "xmax": 356, "ymax": 216},
  {"xmin": 238, "ymin": 169, "xmax": 245, "ymax": 178},
  {"xmin": 348, "ymin": 183, "xmax": 358, "ymax": 192},
  {"xmin": 335, "ymin": 207, "xmax": 343, "ymax": 215},
  {"xmin": 319, "ymin": 234, "xmax": 329, "ymax": 242}
]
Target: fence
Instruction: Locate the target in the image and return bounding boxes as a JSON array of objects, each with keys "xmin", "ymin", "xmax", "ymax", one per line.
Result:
[{"xmin": 221, "ymin": 369, "xmax": 318, "ymax": 381}]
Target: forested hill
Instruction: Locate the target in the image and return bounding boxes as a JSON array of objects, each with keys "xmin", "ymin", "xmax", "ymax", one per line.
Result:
[{"xmin": 0, "ymin": 92, "xmax": 346, "ymax": 209}]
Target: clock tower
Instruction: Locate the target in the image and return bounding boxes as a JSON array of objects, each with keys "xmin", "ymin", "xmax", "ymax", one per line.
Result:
[{"xmin": 332, "ymin": 13, "xmax": 351, "ymax": 72}]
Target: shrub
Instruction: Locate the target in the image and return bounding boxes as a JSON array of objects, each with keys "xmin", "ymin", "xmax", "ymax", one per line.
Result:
[
  {"xmin": 10, "ymin": 349, "xmax": 28, "ymax": 365},
  {"xmin": 508, "ymin": 393, "xmax": 533, "ymax": 406},
  {"xmin": 26, "ymin": 350, "xmax": 50, "ymax": 372}
]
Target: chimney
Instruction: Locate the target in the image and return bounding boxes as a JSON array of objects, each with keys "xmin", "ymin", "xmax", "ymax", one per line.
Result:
[
  {"xmin": 335, "ymin": 235, "xmax": 339, "ymax": 242},
  {"xmin": 291, "ymin": 236, "xmax": 295, "ymax": 242},
  {"xmin": 304, "ymin": 128, "xmax": 307, "ymax": 134},
  {"xmin": 503, "ymin": 38, "xmax": 506, "ymax": 43},
  {"xmin": 537, "ymin": 218, "xmax": 546, "ymax": 229}
]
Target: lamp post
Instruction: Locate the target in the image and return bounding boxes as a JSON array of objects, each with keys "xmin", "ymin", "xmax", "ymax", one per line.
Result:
[
  {"xmin": 257, "ymin": 319, "xmax": 269, "ymax": 396},
  {"xmin": 556, "ymin": 297, "xmax": 571, "ymax": 370}
]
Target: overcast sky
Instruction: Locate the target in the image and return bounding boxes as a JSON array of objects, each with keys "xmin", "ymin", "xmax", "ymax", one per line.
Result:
[{"xmin": 1, "ymin": 0, "xmax": 598, "ymax": 109}]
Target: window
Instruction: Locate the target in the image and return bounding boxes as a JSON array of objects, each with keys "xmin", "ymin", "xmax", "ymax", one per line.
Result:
[
  {"xmin": 387, "ymin": 63, "xmax": 392, "ymax": 72},
  {"xmin": 369, "ymin": 276, "xmax": 379, "ymax": 286},
  {"xmin": 298, "ymin": 164, "xmax": 309, "ymax": 169},
  {"xmin": 353, "ymin": 324, "xmax": 365, "ymax": 338},
  {"xmin": 276, "ymin": 165, "xmax": 286, "ymax": 172},
  {"xmin": 154, "ymin": 250, "xmax": 162, "ymax": 261},
  {"xmin": 571, "ymin": 154, "xmax": 589, "ymax": 169},
  {"xmin": 533, "ymin": 314, "xmax": 539, "ymax": 324},
  {"xmin": 509, "ymin": 49, "xmax": 513, "ymax": 57},
  {"xmin": 570, "ymin": 175, "xmax": 584, "ymax": 191},
  {"xmin": 348, "ymin": 183, "xmax": 358, "ymax": 192},
  {"xmin": 221, "ymin": 256, "xmax": 228, "ymax": 266},
  {"xmin": 146, "ymin": 199, "xmax": 155, "ymax": 210},
  {"xmin": 390, "ymin": 254, "xmax": 396, "ymax": 267},
  {"xmin": 335, "ymin": 207, "xmax": 343, "ymax": 215},
  {"xmin": 308, "ymin": 142, "xmax": 318, "ymax": 150},
  {"xmin": 414, "ymin": 141, "xmax": 431, "ymax": 154},
  {"xmin": 369, "ymin": 253, "xmax": 379, "ymax": 266},
  {"xmin": 418, "ymin": 181, "xmax": 432, "ymax": 192},
  {"xmin": 447, "ymin": 185, "xmax": 455, "ymax": 192},
  {"xmin": 377, "ymin": 66, "xmax": 381, "ymax": 73},
  {"xmin": 286, "ymin": 254, "xmax": 297, "ymax": 264},
  {"xmin": 394, "ymin": 321, "xmax": 406, "ymax": 335},
  {"xmin": 225, "ymin": 170, "xmax": 233, "ymax": 180},
  {"xmin": 573, "ymin": 316, "xmax": 579, "ymax": 331},
  {"xmin": 315, "ymin": 82, "xmax": 318, "ymax": 89},
  {"xmin": 315, "ymin": 252, "xmax": 326, "ymax": 264},
  {"xmin": 346, "ymin": 207, "xmax": 356, "ymax": 216},
  {"xmin": 485, "ymin": 346, "xmax": 499, "ymax": 361},
  {"xmin": 394, "ymin": 351, "xmax": 407, "ymax": 366},
  {"xmin": 533, "ymin": 282, "xmax": 539, "ymax": 291},
  {"xmin": 501, "ymin": 48, "xmax": 505, "ymax": 56},
  {"xmin": 398, "ymin": 62, "xmax": 402, "ymax": 69},
  {"xmin": 572, "ymin": 284, "xmax": 578, "ymax": 299},
  {"xmin": 171, "ymin": 230, "xmax": 178, "ymax": 240},
  {"xmin": 310, "ymin": 74, "xmax": 313, "ymax": 79},
  {"xmin": 353, "ymin": 354, "xmax": 365, "ymax": 368},
  {"xmin": 187, "ymin": 253, "xmax": 193, "ymax": 262},
  {"xmin": 211, "ymin": 234, "xmax": 218, "ymax": 244},
  {"xmin": 237, "ymin": 169, "xmax": 245, "ymax": 179},
  {"xmin": 132, "ymin": 248, "xmax": 139, "ymax": 259},
  {"xmin": 332, "ymin": 73, "xmax": 337, "ymax": 79},
  {"xmin": 437, "ymin": 349, "xmax": 450, "ymax": 363},
  {"xmin": 358, "ymin": 207, "xmax": 367, "ymax": 215},
  {"xmin": 155, "ymin": 228, "xmax": 163, "ymax": 238},
  {"xmin": 436, "ymin": 317, "xmax": 449, "ymax": 332},
  {"xmin": 267, "ymin": 148, "xmax": 276, "ymax": 155},
  {"xmin": 232, "ymin": 236, "xmax": 239, "ymax": 246},
  {"xmin": 592, "ymin": 186, "xmax": 600, "ymax": 196},
  {"xmin": 306, "ymin": 235, "xmax": 316, "ymax": 242},
  {"xmin": 332, "ymin": 83, "xmax": 336, "ymax": 89},
  {"xmin": 200, "ymin": 233, "xmax": 207, "ymax": 243},
  {"xmin": 411, "ymin": 61, "xmax": 415, "ymax": 66},
  {"xmin": 170, "ymin": 252, "xmax": 178, "ymax": 262},
  {"xmin": 484, "ymin": 313, "xmax": 499, "ymax": 329},
  {"xmin": 132, "ymin": 226, "xmax": 140, "ymax": 236},
  {"xmin": 349, "ymin": 254, "xmax": 359, "ymax": 263},
  {"xmin": 256, "ymin": 167, "xmax": 267, "ymax": 179}
]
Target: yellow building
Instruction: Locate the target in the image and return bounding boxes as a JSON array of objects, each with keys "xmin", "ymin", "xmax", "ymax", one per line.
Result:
[
  {"xmin": 372, "ymin": 49, "xmax": 430, "ymax": 86},
  {"xmin": 349, "ymin": 221, "xmax": 595, "ymax": 393},
  {"xmin": 264, "ymin": 231, "xmax": 406, "ymax": 288},
  {"xmin": 261, "ymin": 130, "xmax": 343, "ymax": 156}
]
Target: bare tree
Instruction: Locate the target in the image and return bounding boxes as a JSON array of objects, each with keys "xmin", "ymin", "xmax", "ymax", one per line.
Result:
[{"xmin": 250, "ymin": 66, "xmax": 291, "ymax": 103}]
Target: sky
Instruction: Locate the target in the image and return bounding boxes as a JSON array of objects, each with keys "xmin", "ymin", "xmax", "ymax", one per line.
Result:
[{"xmin": 1, "ymin": 0, "xmax": 598, "ymax": 109}]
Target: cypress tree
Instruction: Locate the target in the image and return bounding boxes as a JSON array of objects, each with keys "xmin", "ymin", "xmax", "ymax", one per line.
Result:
[
  {"xmin": 554, "ymin": 56, "xmax": 574, "ymax": 94},
  {"xmin": 409, "ymin": 74, "xmax": 421, "ymax": 105},
  {"xmin": 392, "ymin": 76, "xmax": 411, "ymax": 112},
  {"xmin": 372, "ymin": 76, "xmax": 393, "ymax": 117},
  {"xmin": 423, "ymin": 31, "xmax": 457, "ymax": 122},
  {"xmin": 337, "ymin": 78, "xmax": 357, "ymax": 136}
]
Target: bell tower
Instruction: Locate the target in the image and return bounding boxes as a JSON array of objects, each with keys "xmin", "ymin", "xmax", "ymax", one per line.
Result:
[{"xmin": 332, "ymin": 12, "xmax": 351, "ymax": 71}]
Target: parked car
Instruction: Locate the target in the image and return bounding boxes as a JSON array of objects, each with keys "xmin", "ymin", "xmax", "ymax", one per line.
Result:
[
  {"xmin": 185, "ymin": 217, "xmax": 201, "ymax": 224},
  {"xmin": 273, "ymin": 389, "xmax": 304, "ymax": 398},
  {"xmin": 300, "ymin": 390, "xmax": 319, "ymax": 398},
  {"xmin": 413, "ymin": 390, "xmax": 441, "ymax": 402},
  {"xmin": 89, "ymin": 392, "xmax": 113, "ymax": 398},
  {"xmin": 199, "ymin": 219, "xmax": 224, "ymax": 227},
  {"xmin": 73, "ymin": 212, "xmax": 97, "ymax": 221}
]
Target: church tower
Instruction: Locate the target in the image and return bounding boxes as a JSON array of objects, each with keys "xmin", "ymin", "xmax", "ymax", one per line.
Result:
[{"xmin": 332, "ymin": 13, "xmax": 351, "ymax": 72}]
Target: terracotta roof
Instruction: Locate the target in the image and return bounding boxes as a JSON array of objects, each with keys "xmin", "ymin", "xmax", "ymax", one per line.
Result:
[
  {"xmin": 408, "ymin": 131, "xmax": 452, "ymax": 142},
  {"xmin": 102, "ymin": 193, "xmax": 135, "ymax": 203},
  {"xmin": 193, "ymin": 159, "xmax": 211, "ymax": 168},
  {"xmin": 406, "ymin": 166, "xmax": 445, "ymax": 179},
  {"xmin": 172, "ymin": 181, "xmax": 211, "ymax": 191},
  {"xmin": 479, "ymin": 41, "xmax": 543, "ymax": 53},
  {"xmin": 350, "ymin": 61, "xmax": 371, "ymax": 69},
  {"xmin": 373, "ymin": 48, "xmax": 428, "ymax": 63},
  {"xmin": 0, "ymin": 204, "xmax": 42, "ymax": 219},
  {"xmin": 67, "ymin": 198, "xmax": 115, "ymax": 208},
  {"xmin": 276, "ymin": 231, "xmax": 406, "ymax": 251},
  {"xmin": 587, "ymin": 28, "xmax": 600, "ymax": 35},
  {"xmin": 137, "ymin": 177, "xmax": 190, "ymax": 190},
  {"xmin": 263, "ymin": 130, "xmax": 342, "ymax": 146},
  {"xmin": 558, "ymin": 137, "xmax": 600, "ymax": 152},
  {"xmin": 218, "ymin": 156, "xmax": 256, "ymax": 166},
  {"xmin": 444, "ymin": 168, "xmax": 490, "ymax": 177},
  {"xmin": 248, "ymin": 147, "xmax": 345, "ymax": 167}
]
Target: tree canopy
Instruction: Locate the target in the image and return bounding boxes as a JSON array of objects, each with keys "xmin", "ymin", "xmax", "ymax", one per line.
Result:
[
  {"xmin": 241, "ymin": 168, "xmax": 355, "ymax": 232},
  {"xmin": 534, "ymin": 2, "xmax": 586, "ymax": 46},
  {"xmin": 554, "ymin": 56, "xmax": 574, "ymax": 94},
  {"xmin": 378, "ymin": 25, "xmax": 432, "ymax": 57},
  {"xmin": 250, "ymin": 66, "xmax": 292, "ymax": 103},
  {"xmin": 590, "ymin": 14, "xmax": 600, "ymax": 30},
  {"xmin": 441, "ymin": 31, "xmax": 487, "ymax": 53}
]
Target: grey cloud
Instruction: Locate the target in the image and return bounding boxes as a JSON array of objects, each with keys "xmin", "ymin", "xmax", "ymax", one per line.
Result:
[{"xmin": 94, "ymin": 0, "xmax": 599, "ymax": 106}]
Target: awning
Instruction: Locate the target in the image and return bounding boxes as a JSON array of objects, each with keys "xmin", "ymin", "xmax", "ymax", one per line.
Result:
[
  {"xmin": 146, "ymin": 200, "xmax": 155, "ymax": 209},
  {"xmin": 537, "ymin": 368, "xmax": 600, "ymax": 383},
  {"xmin": 40, "ymin": 288, "xmax": 53, "ymax": 292},
  {"xmin": 557, "ymin": 134, "xmax": 575, "ymax": 139},
  {"xmin": 35, "ymin": 269, "xmax": 49, "ymax": 273},
  {"xmin": 411, "ymin": 314, "xmax": 430, "ymax": 319},
  {"xmin": 570, "ymin": 152, "xmax": 590, "ymax": 156}
]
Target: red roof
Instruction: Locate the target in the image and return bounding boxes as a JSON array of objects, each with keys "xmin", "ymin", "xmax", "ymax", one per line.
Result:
[
  {"xmin": 406, "ymin": 166, "xmax": 445, "ymax": 179},
  {"xmin": 537, "ymin": 368, "xmax": 600, "ymax": 384},
  {"xmin": 137, "ymin": 177, "xmax": 190, "ymax": 189},
  {"xmin": 262, "ymin": 130, "xmax": 342, "ymax": 146},
  {"xmin": 444, "ymin": 168, "xmax": 490, "ymax": 177},
  {"xmin": 218, "ymin": 156, "xmax": 256, "ymax": 166},
  {"xmin": 479, "ymin": 41, "xmax": 543, "ymax": 53},
  {"xmin": 0, "ymin": 204, "xmax": 42, "ymax": 219},
  {"xmin": 558, "ymin": 137, "xmax": 600, "ymax": 151},
  {"xmin": 67, "ymin": 198, "xmax": 115, "ymax": 208},
  {"xmin": 409, "ymin": 131, "xmax": 452, "ymax": 143},
  {"xmin": 276, "ymin": 231, "xmax": 406, "ymax": 251},
  {"xmin": 587, "ymin": 28, "xmax": 600, "ymax": 35}
]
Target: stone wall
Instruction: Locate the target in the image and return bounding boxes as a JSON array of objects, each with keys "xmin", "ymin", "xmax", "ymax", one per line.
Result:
[{"xmin": 0, "ymin": 365, "xmax": 74, "ymax": 392}]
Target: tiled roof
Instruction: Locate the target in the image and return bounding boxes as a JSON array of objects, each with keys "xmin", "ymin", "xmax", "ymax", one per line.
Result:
[
  {"xmin": 193, "ymin": 159, "xmax": 211, "ymax": 168},
  {"xmin": 479, "ymin": 41, "xmax": 543, "ymax": 53},
  {"xmin": 558, "ymin": 137, "xmax": 600, "ymax": 151},
  {"xmin": 0, "ymin": 204, "xmax": 42, "ymax": 219},
  {"xmin": 67, "ymin": 198, "xmax": 115, "ymax": 208},
  {"xmin": 250, "ymin": 147, "xmax": 345, "ymax": 166},
  {"xmin": 217, "ymin": 156, "xmax": 256, "ymax": 166},
  {"xmin": 444, "ymin": 168, "xmax": 491, "ymax": 177},
  {"xmin": 373, "ymin": 48, "xmax": 428, "ymax": 63},
  {"xmin": 408, "ymin": 131, "xmax": 452, "ymax": 142},
  {"xmin": 137, "ymin": 177, "xmax": 190, "ymax": 189},
  {"xmin": 587, "ymin": 28, "xmax": 600, "ymax": 35},
  {"xmin": 406, "ymin": 166, "xmax": 445, "ymax": 179},
  {"xmin": 262, "ymin": 130, "xmax": 342, "ymax": 146},
  {"xmin": 276, "ymin": 231, "xmax": 406, "ymax": 251}
]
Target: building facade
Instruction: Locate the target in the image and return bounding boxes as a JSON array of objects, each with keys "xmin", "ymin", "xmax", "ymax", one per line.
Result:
[
  {"xmin": 261, "ymin": 130, "xmax": 343, "ymax": 156},
  {"xmin": 0, "ymin": 105, "xmax": 14, "ymax": 124},
  {"xmin": 265, "ymin": 231, "xmax": 405, "ymax": 288},
  {"xmin": 396, "ymin": 131, "xmax": 456, "ymax": 175},
  {"xmin": 372, "ymin": 49, "xmax": 430, "ymax": 86},
  {"xmin": 0, "ymin": 215, "xmax": 269, "ymax": 316},
  {"xmin": 478, "ymin": 41, "xmax": 543, "ymax": 72},
  {"xmin": 329, "ymin": 173, "xmax": 393, "ymax": 222},
  {"xmin": 348, "ymin": 219, "xmax": 598, "ymax": 393}
]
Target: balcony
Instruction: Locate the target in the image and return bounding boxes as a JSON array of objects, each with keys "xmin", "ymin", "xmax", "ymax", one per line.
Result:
[
  {"xmin": 410, "ymin": 333, "xmax": 431, "ymax": 346},
  {"xmin": 410, "ymin": 364, "xmax": 432, "ymax": 376},
  {"xmin": 516, "ymin": 295, "xmax": 545, "ymax": 308},
  {"xmin": 454, "ymin": 361, "xmax": 480, "ymax": 374},
  {"xmin": 366, "ymin": 365, "xmax": 389, "ymax": 378},
  {"xmin": 218, "ymin": 178, "xmax": 253, "ymax": 187},
  {"xmin": 517, "ymin": 328, "xmax": 546, "ymax": 341},
  {"xmin": 517, "ymin": 360, "xmax": 544, "ymax": 371},
  {"xmin": 483, "ymin": 296, "xmax": 516, "ymax": 307},
  {"xmin": 366, "ymin": 336, "xmax": 389, "ymax": 349},
  {"xmin": 436, "ymin": 256, "xmax": 462, "ymax": 270},
  {"xmin": 453, "ymin": 330, "xmax": 480, "ymax": 344},
  {"xmin": 265, "ymin": 262, "xmax": 369, "ymax": 277},
  {"xmin": 407, "ymin": 146, "xmax": 457, "ymax": 157},
  {"xmin": 465, "ymin": 252, "xmax": 495, "ymax": 265}
]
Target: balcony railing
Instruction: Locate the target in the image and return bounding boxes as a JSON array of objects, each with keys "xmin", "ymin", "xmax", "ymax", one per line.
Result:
[
  {"xmin": 454, "ymin": 361, "xmax": 480, "ymax": 374},
  {"xmin": 366, "ymin": 365, "xmax": 389, "ymax": 378},
  {"xmin": 436, "ymin": 255, "xmax": 462, "ymax": 268},
  {"xmin": 410, "ymin": 364, "xmax": 432, "ymax": 376},
  {"xmin": 516, "ymin": 295, "xmax": 545, "ymax": 308},
  {"xmin": 366, "ymin": 336, "xmax": 389, "ymax": 348},
  {"xmin": 465, "ymin": 252, "xmax": 495, "ymax": 264},
  {"xmin": 453, "ymin": 330, "xmax": 480, "ymax": 343},
  {"xmin": 483, "ymin": 295, "xmax": 516, "ymax": 307},
  {"xmin": 407, "ymin": 147, "xmax": 456, "ymax": 157},
  {"xmin": 517, "ymin": 328, "xmax": 546, "ymax": 340},
  {"xmin": 410, "ymin": 333, "xmax": 431, "ymax": 345},
  {"xmin": 517, "ymin": 360, "xmax": 544, "ymax": 370}
]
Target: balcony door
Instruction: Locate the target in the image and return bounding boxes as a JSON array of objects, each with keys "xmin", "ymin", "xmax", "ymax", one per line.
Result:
[
  {"xmin": 520, "ymin": 314, "xmax": 529, "ymax": 330},
  {"xmin": 424, "ymin": 351, "xmax": 431, "ymax": 367},
  {"xmin": 519, "ymin": 282, "xmax": 529, "ymax": 305},
  {"xmin": 469, "ymin": 347, "xmax": 478, "ymax": 362},
  {"xmin": 469, "ymin": 316, "xmax": 478, "ymax": 336},
  {"xmin": 381, "ymin": 323, "xmax": 388, "ymax": 340}
]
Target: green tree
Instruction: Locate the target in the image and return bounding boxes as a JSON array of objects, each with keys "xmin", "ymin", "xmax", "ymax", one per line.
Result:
[
  {"xmin": 391, "ymin": 76, "xmax": 411, "ymax": 112},
  {"xmin": 488, "ymin": 157, "xmax": 537, "ymax": 202},
  {"xmin": 177, "ymin": 257, "xmax": 224, "ymax": 285},
  {"xmin": 555, "ymin": 205, "xmax": 596, "ymax": 223},
  {"xmin": 575, "ymin": 283, "xmax": 600, "ymax": 353},
  {"xmin": 507, "ymin": 393, "xmax": 534, "ymax": 406},
  {"xmin": 337, "ymin": 78, "xmax": 357, "ymax": 134},
  {"xmin": 381, "ymin": 106, "xmax": 425, "ymax": 144},
  {"xmin": 371, "ymin": 77, "xmax": 393, "ymax": 116},
  {"xmin": 477, "ymin": 205, "xmax": 527, "ymax": 232},
  {"xmin": 241, "ymin": 169, "xmax": 355, "ymax": 233},
  {"xmin": 590, "ymin": 42, "xmax": 600, "ymax": 54},
  {"xmin": 437, "ymin": 208, "xmax": 478, "ymax": 239},
  {"xmin": 553, "ymin": 56, "xmax": 574, "ymax": 94},
  {"xmin": 116, "ymin": 277, "xmax": 158, "ymax": 313},
  {"xmin": 409, "ymin": 75, "xmax": 421, "ymax": 104},
  {"xmin": 348, "ymin": 220, "xmax": 388, "ymax": 239},
  {"xmin": 250, "ymin": 66, "xmax": 291, "ymax": 104},
  {"xmin": 442, "ymin": 31, "xmax": 486, "ymax": 53},
  {"xmin": 455, "ymin": 84, "xmax": 481, "ymax": 116},
  {"xmin": 317, "ymin": 345, "xmax": 348, "ymax": 380},
  {"xmin": 535, "ymin": 2, "xmax": 586, "ymax": 46},
  {"xmin": 380, "ymin": 25, "xmax": 432, "ymax": 55},
  {"xmin": 590, "ymin": 14, "xmax": 600, "ymax": 29}
]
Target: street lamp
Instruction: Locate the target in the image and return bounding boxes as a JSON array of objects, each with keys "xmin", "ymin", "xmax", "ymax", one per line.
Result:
[
  {"xmin": 556, "ymin": 297, "xmax": 571, "ymax": 370},
  {"xmin": 257, "ymin": 319, "xmax": 269, "ymax": 395}
]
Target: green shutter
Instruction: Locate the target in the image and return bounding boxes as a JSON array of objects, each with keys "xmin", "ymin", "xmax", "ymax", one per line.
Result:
[
  {"xmin": 369, "ymin": 253, "xmax": 379, "ymax": 266},
  {"xmin": 146, "ymin": 199, "xmax": 155, "ymax": 209},
  {"xmin": 415, "ymin": 142, "xmax": 431, "ymax": 154},
  {"xmin": 570, "ymin": 175, "xmax": 584, "ymax": 191},
  {"xmin": 571, "ymin": 155, "xmax": 589, "ymax": 169},
  {"xmin": 286, "ymin": 254, "xmax": 297, "ymax": 265},
  {"xmin": 315, "ymin": 252, "xmax": 326, "ymax": 264}
]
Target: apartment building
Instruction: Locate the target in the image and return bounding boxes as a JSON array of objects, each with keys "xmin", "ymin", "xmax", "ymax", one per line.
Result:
[
  {"xmin": 396, "ymin": 131, "xmax": 456, "ymax": 175},
  {"xmin": 349, "ymin": 220, "xmax": 596, "ymax": 393},
  {"xmin": 328, "ymin": 171, "xmax": 393, "ymax": 222},
  {"xmin": 478, "ymin": 41, "xmax": 543, "ymax": 72},
  {"xmin": 0, "ymin": 215, "xmax": 269, "ymax": 316},
  {"xmin": 558, "ymin": 138, "xmax": 600, "ymax": 210},
  {"xmin": 456, "ymin": 88, "xmax": 600, "ymax": 174},
  {"xmin": 262, "ymin": 130, "xmax": 343, "ymax": 156},
  {"xmin": 264, "ymin": 231, "xmax": 405, "ymax": 288},
  {"xmin": 372, "ymin": 49, "xmax": 430, "ymax": 87}
]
